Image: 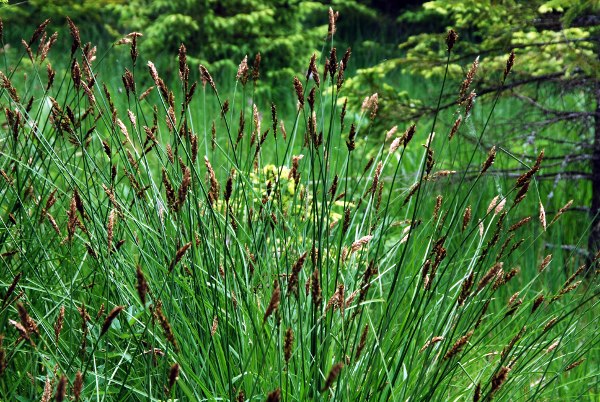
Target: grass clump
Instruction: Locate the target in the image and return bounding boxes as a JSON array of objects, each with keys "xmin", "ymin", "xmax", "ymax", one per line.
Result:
[{"xmin": 0, "ymin": 14, "xmax": 598, "ymax": 401}]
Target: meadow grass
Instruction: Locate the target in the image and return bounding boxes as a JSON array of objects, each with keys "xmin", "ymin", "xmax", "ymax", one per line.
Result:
[{"xmin": 0, "ymin": 16, "xmax": 598, "ymax": 401}]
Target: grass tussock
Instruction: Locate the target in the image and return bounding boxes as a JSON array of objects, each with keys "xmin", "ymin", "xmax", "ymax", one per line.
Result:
[{"xmin": 0, "ymin": 12, "xmax": 598, "ymax": 401}]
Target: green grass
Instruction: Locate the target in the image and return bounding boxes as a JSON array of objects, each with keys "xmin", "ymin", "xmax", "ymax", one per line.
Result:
[{"xmin": 0, "ymin": 19, "xmax": 598, "ymax": 402}]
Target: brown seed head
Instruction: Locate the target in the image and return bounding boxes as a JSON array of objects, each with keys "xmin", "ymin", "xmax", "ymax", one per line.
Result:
[
  {"xmin": 550, "ymin": 199, "xmax": 573, "ymax": 226},
  {"xmin": 153, "ymin": 300, "xmax": 178, "ymax": 350},
  {"xmin": 565, "ymin": 359, "xmax": 585, "ymax": 371},
  {"xmin": 46, "ymin": 63, "xmax": 56, "ymax": 90},
  {"xmin": 473, "ymin": 383, "xmax": 481, "ymax": 402},
  {"xmin": 464, "ymin": 91, "xmax": 476, "ymax": 115},
  {"xmin": 552, "ymin": 280, "xmax": 582, "ymax": 302},
  {"xmin": 446, "ymin": 29, "xmax": 458, "ymax": 52},
  {"xmin": 328, "ymin": 48, "xmax": 337, "ymax": 80},
  {"xmin": 263, "ymin": 281, "xmax": 281, "ymax": 323},
  {"xmin": 170, "ymin": 242, "xmax": 192, "ymax": 273},
  {"xmin": 205, "ymin": 156, "xmax": 220, "ymax": 206},
  {"xmin": 293, "ymin": 77, "xmax": 304, "ymax": 108},
  {"xmin": 2, "ymin": 272, "xmax": 21, "ymax": 308},
  {"xmin": 532, "ymin": 294, "xmax": 545, "ymax": 313},
  {"xmin": 516, "ymin": 150, "xmax": 544, "ymax": 187},
  {"xmin": 266, "ymin": 388, "xmax": 281, "ymax": 402},
  {"xmin": 29, "ymin": 19, "xmax": 50, "ymax": 47},
  {"xmin": 177, "ymin": 165, "xmax": 191, "ymax": 209},
  {"xmin": 351, "ymin": 235, "xmax": 373, "ymax": 254},
  {"xmin": 167, "ymin": 362, "xmax": 179, "ymax": 393},
  {"xmin": 462, "ymin": 205, "xmax": 472, "ymax": 231},
  {"xmin": 66, "ymin": 17, "xmax": 80, "ymax": 55},
  {"xmin": 458, "ymin": 272, "xmax": 474, "ymax": 306},
  {"xmin": 17, "ymin": 302, "xmax": 39, "ymax": 336},
  {"xmin": 224, "ymin": 172, "xmax": 234, "ymax": 204},
  {"xmin": 178, "ymin": 43, "xmax": 189, "ymax": 82},
  {"xmin": 491, "ymin": 366, "xmax": 510, "ymax": 395},
  {"xmin": 307, "ymin": 86, "xmax": 316, "ymax": 111},
  {"xmin": 419, "ymin": 336, "xmax": 445, "ymax": 353},
  {"xmin": 55, "ymin": 374, "xmax": 67, "ymax": 402},
  {"xmin": 128, "ymin": 33, "xmax": 143, "ymax": 65},
  {"xmin": 323, "ymin": 58, "xmax": 330, "ymax": 82},
  {"xmin": 38, "ymin": 32, "xmax": 57, "ymax": 62},
  {"xmin": 476, "ymin": 262, "xmax": 503, "ymax": 293},
  {"xmin": 481, "ymin": 145, "xmax": 496, "ymax": 174},
  {"xmin": 40, "ymin": 376, "xmax": 53, "ymax": 402},
  {"xmin": 73, "ymin": 371, "xmax": 83, "ymax": 401},
  {"xmin": 107, "ymin": 208, "xmax": 116, "ymax": 254},
  {"xmin": 322, "ymin": 362, "xmax": 343, "ymax": 392},
  {"xmin": 509, "ymin": 216, "xmax": 531, "ymax": 232},
  {"xmin": 403, "ymin": 124, "xmax": 416, "ymax": 147},
  {"xmin": 136, "ymin": 266, "xmax": 148, "ymax": 306},
  {"xmin": 100, "ymin": 305, "xmax": 124, "ymax": 336},
  {"xmin": 346, "ymin": 123, "xmax": 356, "ymax": 152},
  {"xmin": 504, "ymin": 50, "xmax": 515, "ymax": 80},
  {"xmin": 501, "ymin": 326, "xmax": 526, "ymax": 359},
  {"xmin": 270, "ymin": 102, "xmax": 278, "ymax": 138},
  {"xmin": 546, "ymin": 340, "xmax": 559, "ymax": 354},
  {"xmin": 444, "ymin": 330, "xmax": 474, "ymax": 360},
  {"xmin": 459, "ymin": 57, "xmax": 479, "ymax": 101},
  {"xmin": 448, "ymin": 116, "xmax": 462, "ymax": 140},
  {"xmin": 284, "ymin": 328, "xmax": 294, "ymax": 363},
  {"xmin": 122, "ymin": 69, "xmax": 136, "ymax": 97},
  {"xmin": 356, "ymin": 324, "xmax": 369, "ymax": 359},
  {"xmin": 403, "ymin": 182, "xmax": 421, "ymax": 206},
  {"xmin": 433, "ymin": 195, "xmax": 443, "ymax": 220},
  {"xmin": 288, "ymin": 251, "xmax": 308, "ymax": 296},
  {"xmin": 562, "ymin": 264, "xmax": 586, "ymax": 289},
  {"xmin": 54, "ymin": 306, "xmax": 65, "ymax": 344},
  {"xmin": 236, "ymin": 55, "xmax": 249, "ymax": 85},
  {"xmin": 538, "ymin": 254, "xmax": 552, "ymax": 273},
  {"xmin": 341, "ymin": 47, "xmax": 351, "ymax": 72},
  {"xmin": 336, "ymin": 65, "xmax": 345, "ymax": 90},
  {"xmin": 311, "ymin": 268, "xmax": 322, "ymax": 307},
  {"xmin": 505, "ymin": 293, "xmax": 523, "ymax": 317},
  {"xmin": 252, "ymin": 53, "xmax": 261, "ymax": 83},
  {"xmin": 210, "ymin": 315, "xmax": 218, "ymax": 336},
  {"xmin": 328, "ymin": 8, "xmax": 339, "ymax": 37},
  {"xmin": 199, "ymin": 65, "xmax": 216, "ymax": 92},
  {"xmin": 369, "ymin": 162, "xmax": 382, "ymax": 196},
  {"xmin": 543, "ymin": 316, "xmax": 558, "ymax": 332}
]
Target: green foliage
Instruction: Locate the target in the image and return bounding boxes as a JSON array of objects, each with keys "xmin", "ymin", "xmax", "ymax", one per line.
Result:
[
  {"xmin": 112, "ymin": 0, "xmax": 326, "ymax": 80},
  {"xmin": 1, "ymin": 0, "xmax": 121, "ymax": 40},
  {"xmin": 0, "ymin": 6, "xmax": 598, "ymax": 402},
  {"xmin": 360, "ymin": 0, "xmax": 599, "ymax": 83}
]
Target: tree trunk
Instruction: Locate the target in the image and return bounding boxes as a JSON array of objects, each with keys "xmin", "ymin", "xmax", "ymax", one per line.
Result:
[{"xmin": 588, "ymin": 43, "xmax": 600, "ymax": 268}]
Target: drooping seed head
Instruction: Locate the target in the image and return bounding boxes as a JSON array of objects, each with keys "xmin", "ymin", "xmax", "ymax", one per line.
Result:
[
  {"xmin": 321, "ymin": 362, "xmax": 343, "ymax": 392},
  {"xmin": 263, "ymin": 281, "xmax": 281, "ymax": 323},
  {"xmin": 504, "ymin": 50, "xmax": 515, "ymax": 80},
  {"xmin": 481, "ymin": 145, "xmax": 496, "ymax": 174},
  {"xmin": 100, "ymin": 305, "xmax": 124, "ymax": 336}
]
